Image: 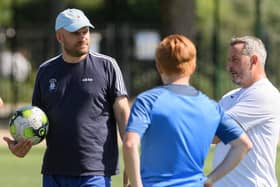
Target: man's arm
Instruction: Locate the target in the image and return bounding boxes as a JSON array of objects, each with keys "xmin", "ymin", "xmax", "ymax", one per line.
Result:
[
  {"xmin": 113, "ymin": 96, "xmax": 130, "ymax": 186},
  {"xmin": 3, "ymin": 137, "xmax": 32, "ymax": 158},
  {"xmin": 2, "ymin": 99, "xmax": 32, "ymax": 157},
  {"xmin": 113, "ymin": 96, "xmax": 130, "ymax": 141},
  {"xmin": 205, "ymin": 133, "xmax": 252, "ymax": 186},
  {"xmin": 123, "ymin": 132, "xmax": 143, "ymax": 187}
]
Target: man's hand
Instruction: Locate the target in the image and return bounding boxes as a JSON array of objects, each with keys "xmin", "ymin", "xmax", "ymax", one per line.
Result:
[
  {"xmin": 3, "ymin": 137, "xmax": 32, "ymax": 158},
  {"xmin": 123, "ymin": 169, "xmax": 132, "ymax": 187},
  {"xmin": 204, "ymin": 178, "xmax": 213, "ymax": 187}
]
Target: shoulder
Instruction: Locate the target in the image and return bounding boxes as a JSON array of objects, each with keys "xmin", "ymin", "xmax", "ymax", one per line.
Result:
[
  {"xmin": 140, "ymin": 86, "xmax": 168, "ymax": 98},
  {"xmin": 196, "ymin": 91, "xmax": 223, "ymax": 114},
  {"xmin": 88, "ymin": 52, "xmax": 118, "ymax": 66},
  {"xmin": 38, "ymin": 55, "xmax": 62, "ymax": 70},
  {"xmin": 88, "ymin": 52, "xmax": 122, "ymax": 75},
  {"xmin": 132, "ymin": 87, "xmax": 166, "ymax": 107},
  {"xmin": 221, "ymin": 88, "xmax": 241, "ymax": 100},
  {"xmin": 242, "ymin": 79, "xmax": 280, "ymax": 103},
  {"xmin": 36, "ymin": 55, "xmax": 62, "ymax": 77},
  {"xmin": 219, "ymin": 87, "xmax": 239, "ymax": 102},
  {"xmin": 256, "ymin": 79, "xmax": 280, "ymax": 97}
]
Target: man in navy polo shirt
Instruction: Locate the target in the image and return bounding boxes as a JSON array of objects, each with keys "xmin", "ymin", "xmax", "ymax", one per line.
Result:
[{"xmin": 4, "ymin": 8, "xmax": 130, "ymax": 187}]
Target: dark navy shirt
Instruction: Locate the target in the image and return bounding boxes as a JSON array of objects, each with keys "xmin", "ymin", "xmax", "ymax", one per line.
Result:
[{"xmin": 32, "ymin": 52, "xmax": 127, "ymax": 176}]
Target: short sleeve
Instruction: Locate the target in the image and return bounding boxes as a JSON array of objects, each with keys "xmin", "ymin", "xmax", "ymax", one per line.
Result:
[
  {"xmin": 126, "ymin": 96, "xmax": 152, "ymax": 137},
  {"xmin": 216, "ymin": 109, "xmax": 244, "ymax": 144},
  {"xmin": 126, "ymin": 89, "xmax": 162, "ymax": 137},
  {"xmin": 109, "ymin": 58, "xmax": 128, "ymax": 98}
]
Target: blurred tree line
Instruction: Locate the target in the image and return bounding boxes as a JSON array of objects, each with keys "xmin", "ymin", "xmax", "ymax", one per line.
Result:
[{"xmin": 0, "ymin": 0, "xmax": 280, "ymax": 108}]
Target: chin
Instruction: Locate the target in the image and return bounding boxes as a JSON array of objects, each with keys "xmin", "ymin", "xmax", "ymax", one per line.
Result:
[
  {"xmin": 232, "ymin": 78, "xmax": 241, "ymax": 85},
  {"xmin": 78, "ymin": 48, "xmax": 89, "ymax": 55},
  {"xmin": 233, "ymin": 81, "xmax": 243, "ymax": 86}
]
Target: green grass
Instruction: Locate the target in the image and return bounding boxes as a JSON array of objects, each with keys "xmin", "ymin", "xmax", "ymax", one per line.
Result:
[
  {"xmin": 0, "ymin": 145, "xmax": 279, "ymax": 186},
  {"xmin": 0, "ymin": 146, "xmax": 43, "ymax": 187}
]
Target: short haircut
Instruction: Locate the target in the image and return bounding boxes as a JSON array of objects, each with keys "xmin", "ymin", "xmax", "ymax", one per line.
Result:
[
  {"xmin": 155, "ymin": 34, "xmax": 197, "ymax": 76},
  {"xmin": 230, "ymin": 36, "xmax": 267, "ymax": 65}
]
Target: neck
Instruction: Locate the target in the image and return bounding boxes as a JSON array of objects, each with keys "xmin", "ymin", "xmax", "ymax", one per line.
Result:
[
  {"xmin": 62, "ymin": 52, "xmax": 88, "ymax": 63},
  {"xmin": 242, "ymin": 69, "xmax": 267, "ymax": 88},
  {"xmin": 161, "ymin": 74, "xmax": 190, "ymax": 85}
]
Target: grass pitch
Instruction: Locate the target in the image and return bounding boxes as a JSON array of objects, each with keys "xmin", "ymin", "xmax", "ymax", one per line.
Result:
[{"xmin": 0, "ymin": 145, "xmax": 279, "ymax": 186}]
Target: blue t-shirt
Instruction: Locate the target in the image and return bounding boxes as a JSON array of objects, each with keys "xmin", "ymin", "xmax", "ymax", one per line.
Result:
[
  {"xmin": 32, "ymin": 52, "xmax": 127, "ymax": 176},
  {"xmin": 126, "ymin": 84, "xmax": 243, "ymax": 187}
]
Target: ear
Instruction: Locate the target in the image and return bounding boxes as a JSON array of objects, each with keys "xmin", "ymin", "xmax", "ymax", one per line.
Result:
[
  {"xmin": 250, "ymin": 55, "xmax": 258, "ymax": 65},
  {"xmin": 155, "ymin": 62, "xmax": 163, "ymax": 74},
  {"xmin": 56, "ymin": 32, "xmax": 63, "ymax": 44},
  {"xmin": 188, "ymin": 58, "xmax": 196, "ymax": 74}
]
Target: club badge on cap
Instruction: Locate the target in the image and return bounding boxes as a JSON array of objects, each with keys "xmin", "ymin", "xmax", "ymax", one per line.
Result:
[{"xmin": 55, "ymin": 8, "xmax": 94, "ymax": 32}]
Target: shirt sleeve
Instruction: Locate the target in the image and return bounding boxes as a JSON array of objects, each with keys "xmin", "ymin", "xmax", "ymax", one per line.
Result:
[
  {"xmin": 216, "ymin": 107, "xmax": 244, "ymax": 144},
  {"xmin": 109, "ymin": 58, "xmax": 128, "ymax": 98},
  {"xmin": 225, "ymin": 88, "xmax": 270, "ymax": 131},
  {"xmin": 126, "ymin": 93, "xmax": 155, "ymax": 137}
]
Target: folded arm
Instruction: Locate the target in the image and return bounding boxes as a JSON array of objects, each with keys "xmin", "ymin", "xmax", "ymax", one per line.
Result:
[{"xmin": 205, "ymin": 133, "xmax": 252, "ymax": 186}]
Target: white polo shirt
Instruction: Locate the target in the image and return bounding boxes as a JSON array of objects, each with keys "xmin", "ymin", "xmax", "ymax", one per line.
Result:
[{"xmin": 213, "ymin": 78, "xmax": 280, "ymax": 187}]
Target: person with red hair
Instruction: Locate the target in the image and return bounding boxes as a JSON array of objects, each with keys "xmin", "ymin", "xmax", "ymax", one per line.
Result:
[{"xmin": 123, "ymin": 34, "xmax": 252, "ymax": 187}]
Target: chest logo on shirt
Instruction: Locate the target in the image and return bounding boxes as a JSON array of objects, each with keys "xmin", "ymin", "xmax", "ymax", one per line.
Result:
[
  {"xmin": 81, "ymin": 77, "xmax": 93, "ymax": 82},
  {"xmin": 48, "ymin": 78, "xmax": 57, "ymax": 92}
]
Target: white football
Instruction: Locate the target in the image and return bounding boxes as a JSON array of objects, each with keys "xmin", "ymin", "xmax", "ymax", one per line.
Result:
[{"xmin": 9, "ymin": 105, "xmax": 49, "ymax": 145}]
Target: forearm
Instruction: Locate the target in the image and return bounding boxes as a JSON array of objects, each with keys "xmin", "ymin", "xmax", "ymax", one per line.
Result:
[
  {"xmin": 123, "ymin": 146, "xmax": 143, "ymax": 187},
  {"xmin": 123, "ymin": 133, "xmax": 143, "ymax": 187},
  {"xmin": 114, "ymin": 96, "xmax": 130, "ymax": 141},
  {"xmin": 207, "ymin": 134, "xmax": 252, "ymax": 183},
  {"xmin": 118, "ymin": 119, "xmax": 127, "ymax": 141}
]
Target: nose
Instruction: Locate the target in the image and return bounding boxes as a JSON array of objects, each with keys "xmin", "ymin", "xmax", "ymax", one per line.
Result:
[{"xmin": 79, "ymin": 33, "xmax": 86, "ymax": 41}]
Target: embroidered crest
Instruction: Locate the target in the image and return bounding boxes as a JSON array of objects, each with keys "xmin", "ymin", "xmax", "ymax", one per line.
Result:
[{"xmin": 49, "ymin": 78, "xmax": 57, "ymax": 92}]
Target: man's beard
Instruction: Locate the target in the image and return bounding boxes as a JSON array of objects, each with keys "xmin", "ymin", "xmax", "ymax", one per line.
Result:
[{"xmin": 64, "ymin": 44, "xmax": 88, "ymax": 57}]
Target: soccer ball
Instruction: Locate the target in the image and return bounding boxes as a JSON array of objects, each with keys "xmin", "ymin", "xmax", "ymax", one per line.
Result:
[{"xmin": 9, "ymin": 105, "xmax": 49, "ymax": 145}]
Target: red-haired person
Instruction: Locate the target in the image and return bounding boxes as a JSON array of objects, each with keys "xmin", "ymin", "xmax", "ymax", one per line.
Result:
[{"xmin": 123, "ymin": 34, "xmax": 252, "ymax": 187}]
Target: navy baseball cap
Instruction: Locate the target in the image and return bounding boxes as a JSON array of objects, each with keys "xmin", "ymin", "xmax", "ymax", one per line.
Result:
[{"xmin": 55, "ymin": 8, "xmax": 94, "ymax": 32}]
